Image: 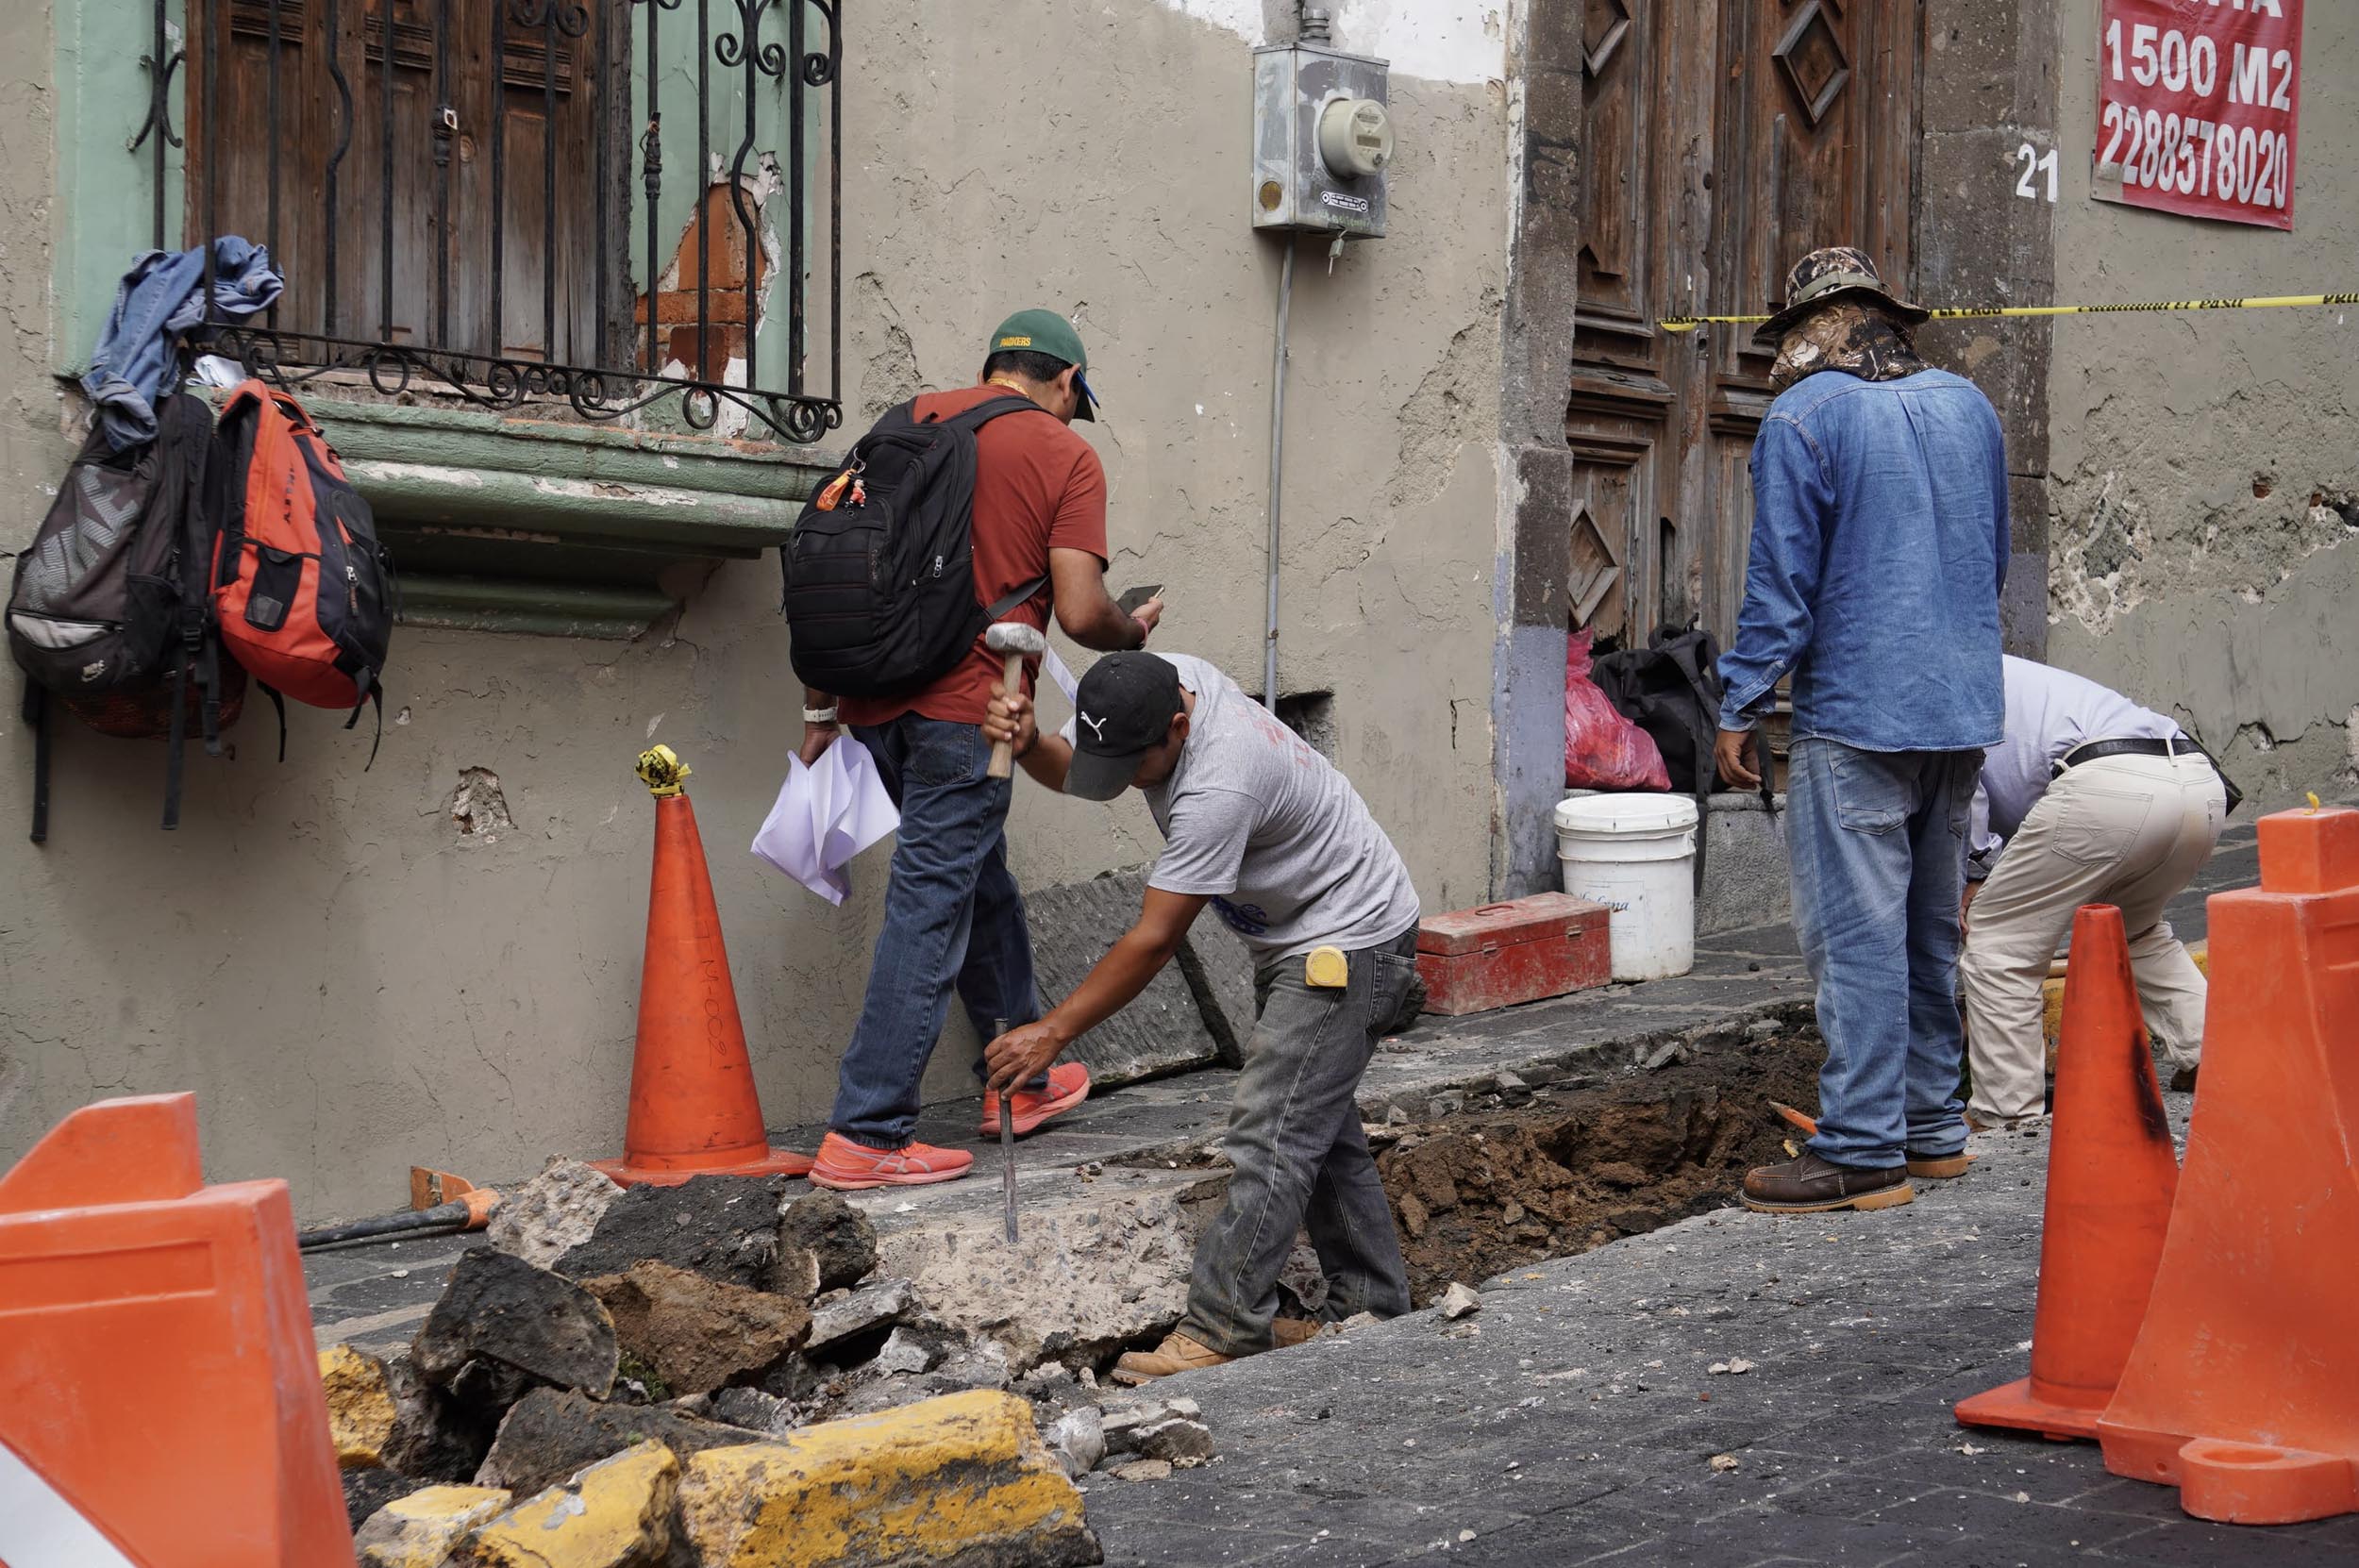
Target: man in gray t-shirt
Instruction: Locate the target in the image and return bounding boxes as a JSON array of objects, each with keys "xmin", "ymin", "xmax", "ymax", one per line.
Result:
[{"xmin": 982, "ymin": 651, "xmax": 1422, "ymax": 1383}]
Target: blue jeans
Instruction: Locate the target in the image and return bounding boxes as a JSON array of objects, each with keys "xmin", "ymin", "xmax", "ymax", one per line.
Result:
[
  {"xmin": 1786, "ymin": 738, "xmax": 1981, "ymax": 1167},
  {"xmin": 829, "ymin": 715, "xmax": 1042, "ymax": 1148}
]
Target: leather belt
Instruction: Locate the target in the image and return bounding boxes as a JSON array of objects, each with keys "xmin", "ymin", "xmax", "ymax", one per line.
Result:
[{"xmin": 2058, "ymin": 736, "xmax": 2199, "ymax": 772}]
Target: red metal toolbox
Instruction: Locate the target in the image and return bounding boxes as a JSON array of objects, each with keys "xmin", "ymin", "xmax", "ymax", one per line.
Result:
[{"xmin": 1414, "ymin": 893, "xmax": 1613, "ymax": 1017}]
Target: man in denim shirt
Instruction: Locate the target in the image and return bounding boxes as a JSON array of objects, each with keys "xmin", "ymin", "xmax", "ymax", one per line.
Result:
[{"xmin": 1712, "ymin": 248, "xmax": 2007, "ymax": 1214}]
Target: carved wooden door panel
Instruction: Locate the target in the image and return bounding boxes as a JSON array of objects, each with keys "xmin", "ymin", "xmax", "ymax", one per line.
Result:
[{"xmin": 1566, "ymin": 0, "xmax": 1922, "ymax": 649}]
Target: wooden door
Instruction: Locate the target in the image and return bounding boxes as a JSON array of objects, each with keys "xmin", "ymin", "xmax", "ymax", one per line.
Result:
[{"xmin": 1566, "ymin": 0, "xmax": 1922, "ymax": 649}]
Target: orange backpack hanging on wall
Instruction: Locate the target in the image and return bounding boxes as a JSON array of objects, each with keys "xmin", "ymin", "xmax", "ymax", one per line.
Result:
[{"xmin": 211, "ymin": 381, "xmax": 395, "ymax": 758}]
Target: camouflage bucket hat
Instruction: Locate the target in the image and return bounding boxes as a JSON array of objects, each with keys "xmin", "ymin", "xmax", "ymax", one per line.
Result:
[{"xmin": 1753, "ymin": 246, "xmax": 1928, "ymax": 348}]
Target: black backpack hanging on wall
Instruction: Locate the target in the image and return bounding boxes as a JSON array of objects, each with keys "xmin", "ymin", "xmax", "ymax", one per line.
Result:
[
  {"xmin": 779, "ymin": 394, "xmax": 1046, "ymax": 699},
  {"xmin": 6, "ymin": 391, "xmax": 236, "ymax": 840}
]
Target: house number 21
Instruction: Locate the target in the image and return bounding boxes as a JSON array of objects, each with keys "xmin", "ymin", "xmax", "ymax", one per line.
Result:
[{"xmin": 2016, "ymin": 142, "xmax": 2059, "ymax": 202}]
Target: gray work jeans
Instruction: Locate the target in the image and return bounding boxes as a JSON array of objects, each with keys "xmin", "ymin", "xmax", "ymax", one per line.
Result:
[{"xmin": 1180, "ymin": 928, "xmax": 1420, "ymax": 1357}]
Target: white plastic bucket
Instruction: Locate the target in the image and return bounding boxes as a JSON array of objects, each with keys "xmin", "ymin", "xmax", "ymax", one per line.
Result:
[{"xmin": 1554, "ymin": 793, "xmax": 1700, "ymax": 982}]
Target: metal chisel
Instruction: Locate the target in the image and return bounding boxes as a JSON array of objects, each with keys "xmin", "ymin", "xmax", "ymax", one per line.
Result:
[{"xmin": 994, "ymin": 1018, "xmax": 1020, "ymax": 1243}]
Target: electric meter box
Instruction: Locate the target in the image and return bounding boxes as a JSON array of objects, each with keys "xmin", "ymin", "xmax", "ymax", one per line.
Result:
[{"xmin": 1251, "ymin": 42, "xmax": 1391, "ymax": 239}]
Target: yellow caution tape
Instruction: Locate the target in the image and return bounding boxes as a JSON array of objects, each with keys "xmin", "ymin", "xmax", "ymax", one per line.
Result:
[
  {"xmin": 1659, "ymin": 291, "xmax": 2359, "ymax": 332},
  {"xmin": 637, "ymin": 743, "xmax": 692, "ymax": 796}
]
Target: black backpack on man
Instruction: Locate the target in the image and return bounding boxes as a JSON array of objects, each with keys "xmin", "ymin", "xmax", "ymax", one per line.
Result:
[
  {"xmin": 6, "ymin": 391, "xmax": 236, "ymax": 840},
  {"xmin": 780, "ymin": 395, "xmax": 1046, "ymax": 699}
]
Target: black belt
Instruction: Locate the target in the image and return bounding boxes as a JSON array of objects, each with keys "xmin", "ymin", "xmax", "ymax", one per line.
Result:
[{"xmin": 2058, "ymin": 736, "xmax": 2200, "ymax": 772}]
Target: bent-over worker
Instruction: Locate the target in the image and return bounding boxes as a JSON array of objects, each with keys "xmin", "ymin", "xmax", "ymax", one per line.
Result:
[
  {"xmin": 1959, "ymin": 656, "xmax": 2228, "ymax": 1127},
  {"xmin": 796, "ymin": 309, "xmax": 1162, "ymax": 1192},
  {"xmin": 982, "ymin": 651, "xmax": 1423, "ymax": 1383}
]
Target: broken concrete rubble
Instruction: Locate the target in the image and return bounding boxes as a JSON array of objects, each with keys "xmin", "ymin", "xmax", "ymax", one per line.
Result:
[
  {"xmin": 354, "ymin": 1484, "xmax": 511, "ymax": 1568},
  {"xmin": 672, "ymin": 1392, "xmax": 1101, "ymax": 1568},
  {"xmin": 475, "ymin": 1388, "xmax": 766, "ymax": 1499},
  {"xmin": 376, "ymin": 1347, "xmax": 497, "ymax": 1483},
  {"xmin": 460, "ymin": 1442, "xmax": 677, "ymax": 1568},
  {"xmin": 803, "ymin": 1276, "xmax": 919, "ymax": 1354},
  {"xmin": 1439, "ymin": 1282, "xmax": 1483, "ymax": 1320},
  {"xmin": 320, "ymin": 1343, "xmax": 399, "ymax": 1469},
  {"xmin": 870, "ymin": 1168, "xmax": 1217, "ymax": 1370},
  {"xmin": 773, "ymin": 1187, "xmax": 878, "ymax": 1297},
  {"xmin": 486, "ymin": 1157, "xmax": 621, "ymax": 1271},
  {"xmin": 582, "ymin": 1259, "xmax": 811, "ymax": 1397},
  {"xmin": 704, "ymin": 1385, "xmax": 797, "ymax": 1439},
  {"xmin": 554, "ymin": 1174, "xmax": 799, "ymax": 1290},
  {"xmin": 414, "ymin": 1247, "xmax": 619, "ymax": 1413},
  {"xmin": 1100, "ymin": 1395, "xmax": 1214, "ymax": 1468},
  {"xmin": 343, "ymin": 1466, "xmax": 426, "ymax": 1530},
  {"xmin": 869, "ymin": 1324, "xmax": 947, "ymax": 1376},
  {"xmin": 1045, "ymin": 1406, "xmax": 1106, "ymax": 1479}
]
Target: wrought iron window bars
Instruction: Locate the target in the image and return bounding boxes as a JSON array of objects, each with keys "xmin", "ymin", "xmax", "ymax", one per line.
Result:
[{"xmin": 134, "ymin": 0, "xmax": 842, "ymax": 444}]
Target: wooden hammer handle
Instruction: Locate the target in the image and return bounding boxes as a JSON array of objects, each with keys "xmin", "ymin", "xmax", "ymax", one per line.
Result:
[{"xmin": 987, "ymin": 651, "xmax": 1026, "ymax": 778}]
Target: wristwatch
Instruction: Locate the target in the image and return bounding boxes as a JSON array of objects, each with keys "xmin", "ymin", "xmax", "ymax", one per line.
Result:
[{"xmin": 801, "ymin": 706, "xmax": 839, "ymax": 725}]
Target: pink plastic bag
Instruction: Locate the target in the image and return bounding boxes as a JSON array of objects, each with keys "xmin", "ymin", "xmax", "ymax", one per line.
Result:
[{"xmin": 1564, "ymin": 628, "xmax": 1669, "ymax": 791}]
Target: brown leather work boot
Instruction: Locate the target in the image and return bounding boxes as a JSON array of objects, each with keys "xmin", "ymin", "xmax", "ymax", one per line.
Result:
[
  {"xmin": 1111, "ymin": 1331, "xmax": 1233, "ymax": 1386},
  {"xmin": 1742, "ymin": 1151, "xmax": 1912, "ymax": 1214},
  {"xmin": 1905, "ymin": 1149, "xmax": 1973, "ymax": 1179}
]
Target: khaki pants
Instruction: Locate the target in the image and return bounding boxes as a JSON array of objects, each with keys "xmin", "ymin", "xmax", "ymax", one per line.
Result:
[{"xmin": 1960, "ymin": 753, "xmax": 2224, "ymax": 1123}]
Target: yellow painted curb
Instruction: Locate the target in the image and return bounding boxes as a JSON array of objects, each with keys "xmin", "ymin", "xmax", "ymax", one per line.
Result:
[
  {"xmin": 677, "ymin": 1390, "xmax": 1101, "ymax": 1568},
  {"xmin": 464, "ymin": 1443, "xmax": 678, "ymax": 1567},
  {"xmin": 319, "ymin": 1343, "xmax": 397, "ymax": 1470},
  {"xmin": 355, "ymin": 1485, "xmax": 512, "ymax": 1568}
]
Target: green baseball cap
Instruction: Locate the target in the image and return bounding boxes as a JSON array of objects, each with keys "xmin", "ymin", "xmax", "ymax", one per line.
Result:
[{"xmin": 986, "ymin": 309, "xmax": 1097, "ymax": 422}]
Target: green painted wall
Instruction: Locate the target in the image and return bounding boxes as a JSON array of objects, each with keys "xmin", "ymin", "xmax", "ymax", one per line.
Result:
[{"xmin": 53, "ymin": 0, "xmax": 176, "ymax": 374}]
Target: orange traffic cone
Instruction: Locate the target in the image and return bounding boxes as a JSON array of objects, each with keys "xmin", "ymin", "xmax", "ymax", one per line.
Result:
[
  {"xmin": 2096, "ymin": 807, "xmax": 2359, "ymax": 1525},
  {"xmin": 592, "ymin": 746, "xmax": 812, "ymax": 1188},
  {"xmin": 1955, "ymin": 903, "xmax": 2179, "ymax": 1443},
  {"xmin": 0, "ymin": 1093, "xmax": 352, "ymax": 1566}
]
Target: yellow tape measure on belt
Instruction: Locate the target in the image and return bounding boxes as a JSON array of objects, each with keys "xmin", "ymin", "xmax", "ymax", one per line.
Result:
[{"xmin": 1659, "ymin": 291, "xmax": 2359, "ymax": 332}]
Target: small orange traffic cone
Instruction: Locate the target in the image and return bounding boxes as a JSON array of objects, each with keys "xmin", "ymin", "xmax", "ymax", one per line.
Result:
[
  {"xmin": 1955, "ymin": 903, "xmax": 2179, "ymax": 1443},
  {"xmin": 2096, "ymin": 807, "xmax": 2359, "ymax": 1524},
  {"xmin": 593, "ymin": 746, "xmax": 811, "ymax": 1188}
]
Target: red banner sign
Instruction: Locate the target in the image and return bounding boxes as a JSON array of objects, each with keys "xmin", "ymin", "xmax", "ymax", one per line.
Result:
[{"xmin": 2095, "ymin": 0, "xmax": 2302, "ymax": 230}]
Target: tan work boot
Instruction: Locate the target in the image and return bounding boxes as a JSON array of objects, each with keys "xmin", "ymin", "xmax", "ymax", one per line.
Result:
[{"xmin": 1111, "ymin": 1331, "xmax": 1232, "ymax": 1386}]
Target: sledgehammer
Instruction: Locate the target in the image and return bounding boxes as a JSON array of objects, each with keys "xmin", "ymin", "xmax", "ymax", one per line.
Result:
[{"xmin": 984, "ymin": 621, "xmax": 1047, "ymax": 778}]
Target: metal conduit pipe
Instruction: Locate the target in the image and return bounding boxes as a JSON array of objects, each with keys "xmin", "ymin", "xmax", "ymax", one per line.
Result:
[{"xmin": 1263, "ymin": 236, "xmax": 1295, "ymax": 711}]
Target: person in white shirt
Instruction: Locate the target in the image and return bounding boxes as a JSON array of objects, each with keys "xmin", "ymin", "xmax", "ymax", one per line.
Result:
[{"xmin": 1960, "ymin": 657, "xmax": 2231, "ymax": 1126}]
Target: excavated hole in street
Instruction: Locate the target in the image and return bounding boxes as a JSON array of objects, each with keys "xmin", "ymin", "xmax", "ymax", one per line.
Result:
[
  {"xmin": 1372, "ymin": 1022, "xmax": 1826, "ymax": 1307},
  {"xmin": 1129, "ymin": 1013, "xmax": 1828, "ymax": 1326}
]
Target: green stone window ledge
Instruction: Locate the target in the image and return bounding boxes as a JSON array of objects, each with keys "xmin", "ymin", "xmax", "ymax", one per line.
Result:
[{"xmin": 313, "ymin": 398, "xmax": 838, "ymax": 640}]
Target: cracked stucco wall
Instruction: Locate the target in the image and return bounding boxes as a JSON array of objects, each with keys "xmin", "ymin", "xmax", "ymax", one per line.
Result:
[
  {"xmin": 2044, "ymin": 5, "xmax": 2359, "ymax": 805},
  {"xmin": 0, "ymin": 0, "xmax": 1508, "ymax": 1218}
]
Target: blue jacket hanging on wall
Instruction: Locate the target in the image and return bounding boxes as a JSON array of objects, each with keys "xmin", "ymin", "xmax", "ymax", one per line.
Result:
[{"xmin": 80, "ymin": 238, "xmax": 284, "ymax": 452}]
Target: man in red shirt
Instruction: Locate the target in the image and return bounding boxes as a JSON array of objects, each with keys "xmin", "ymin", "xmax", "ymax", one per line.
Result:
[{"xmin": 795, "ymin": 310, "xmax": 1160, "ymax": 1189}]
